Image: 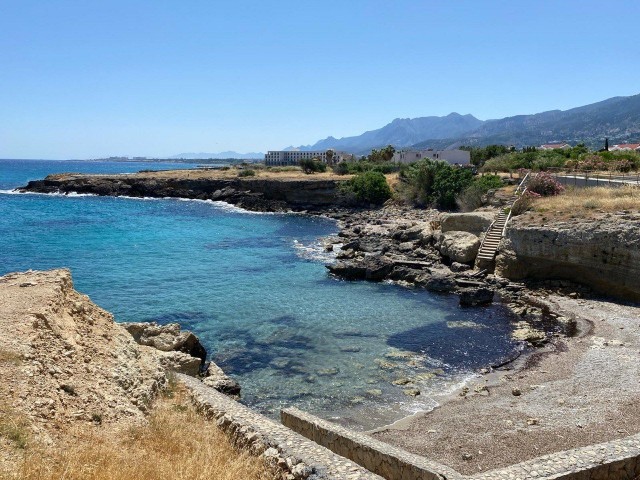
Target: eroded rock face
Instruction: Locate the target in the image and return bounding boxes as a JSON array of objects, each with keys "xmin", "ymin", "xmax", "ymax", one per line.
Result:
[
  {"xmin": 440, "ymin": 212, "xmax": 494, "ymax": 235},
  {"xmin": 0, "ymin": 269, "xmax": 167, "ymax": 436},
  {"xmin": 496, "ymin": 215, "xmax": 640, "ymax": 301},
  {"xmin": 437, "ymin": 231, "xmax": 481, "ymax": 263}
]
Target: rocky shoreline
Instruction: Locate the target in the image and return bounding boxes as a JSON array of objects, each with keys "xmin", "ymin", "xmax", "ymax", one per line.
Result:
[{"xmin": 19, "ymin": 170, "xmax": 354, "ymax": 213}]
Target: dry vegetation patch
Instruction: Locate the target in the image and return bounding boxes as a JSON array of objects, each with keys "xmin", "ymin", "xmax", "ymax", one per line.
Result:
[
  {"xmin": 1, "ymin": 385, "xmax": 271, "ymax": 480},
  {"xmin": 532, "ymin": 186, "xmax": 640, "ymax": 218}
]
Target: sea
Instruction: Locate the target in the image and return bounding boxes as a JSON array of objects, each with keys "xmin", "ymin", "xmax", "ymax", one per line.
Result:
[{"xmin": 0, "ymin": 159, "xmax": 520, "ymax": 429}]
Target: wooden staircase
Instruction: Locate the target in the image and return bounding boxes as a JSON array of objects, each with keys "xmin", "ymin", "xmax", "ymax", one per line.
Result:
[
  {"xmin": 476, "ymin": 173, "xmax": 530, "ymax": 265},
  {"xmin": 476, "ymin": 209, "xmax": 510, "ymax": 262}
]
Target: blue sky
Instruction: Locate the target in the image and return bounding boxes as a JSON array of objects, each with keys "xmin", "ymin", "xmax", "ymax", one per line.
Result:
[{"xmin": 1, "ymin": 0, "xmax": 639, "ymax": 159}]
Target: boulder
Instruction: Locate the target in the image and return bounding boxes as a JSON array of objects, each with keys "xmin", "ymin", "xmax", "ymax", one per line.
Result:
[
  {"xmin": 418, "ymin": 270, "xmax": 457, "ymax": 292},
  {"xmin": 438, "ymin": 231, "xmax": 481, "ymax": 263},
  {"xmin": 122, "ymin": 322, "xmax": 207, "ymax": 365},
  {"xmin": 203, "ymin": 363, "xmax": 241, "ymax": 397},
  {"xmin": 440, "ymin": 212, "xmax": 495, "ymax": 235},
  {"xmin": 157, "ymin": 351, "xmax": 202, "ymax": 376},
  {"xmin": 450, "ymin": 262, "xmax": 471, "ymax": 273},
  {"xmin": 459, "ymin": 287, "xmax": 495, "ymax": 306},
  {"xmin": 364, "ymin": 255, "xmax": 394, "ymax": 281},
  {"xmin": 327, "ymin": 261, "xmax": 367, "ymax": 280}
]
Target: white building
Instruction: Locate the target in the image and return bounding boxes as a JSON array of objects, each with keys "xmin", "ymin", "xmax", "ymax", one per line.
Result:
[
  {"xmin": 539, "ymin": 143, "xmax": 571, "ymax": 150},
  {"xmin": 392, "ymin": 149, "xmax": 470, "ymax": 165},
  {"xmin": 264, "ymin": 150, "xmax": 350, "ymax": 166},
  {"xmin": 610, "ymin": 143, "xmax": 640, "ymax": 151}
]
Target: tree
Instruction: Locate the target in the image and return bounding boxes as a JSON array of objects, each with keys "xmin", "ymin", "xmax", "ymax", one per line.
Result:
[{"xmin": 326, "ymin": 149, "xmax": 335, "ymax": 166}]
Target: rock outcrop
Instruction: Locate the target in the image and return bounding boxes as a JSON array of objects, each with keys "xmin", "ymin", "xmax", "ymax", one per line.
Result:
[
  {"xmin": 496, "ymin": 214, "xmax": 640, "ymax": 301},
  {"xmin": 0, "ymin": 269, "xmax": 166, "ymax": 436},
  {"xmin": 20, "ymin": 172, "xmax": 352, "ymax": 213},
  {"xmin": 436, "ymin": 231, "xmax": 481, "ymax": 263},
  {"xmin": 440, "ymin": 212, "xmax": 494, "ymax": 235},
  {"xmin": 0, "ymin": 268, "xmax": 240, "ymax": 444}
]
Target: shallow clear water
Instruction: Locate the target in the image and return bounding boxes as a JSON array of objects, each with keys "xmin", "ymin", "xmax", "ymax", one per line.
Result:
[{"xmin": 0, "ymin": 159, "xmax": 519, "ymax": 428}]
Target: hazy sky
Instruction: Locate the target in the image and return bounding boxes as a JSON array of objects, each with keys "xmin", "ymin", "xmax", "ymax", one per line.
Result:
[{"xmin": 1, "ymin": 0, "xmax": 639, "ymax": 159}]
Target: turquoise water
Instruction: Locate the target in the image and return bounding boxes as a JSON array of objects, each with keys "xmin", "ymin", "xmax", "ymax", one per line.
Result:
[{"xmin": 0, "ymin": 159, "xmax": 519, "ymax": 428}]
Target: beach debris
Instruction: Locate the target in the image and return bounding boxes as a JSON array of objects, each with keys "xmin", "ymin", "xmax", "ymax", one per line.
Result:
[
  {"xmin": 462, "ymin": 453, "xmax": 473, "ymax": 461},
  {"xmin": 512, "ymin": 387, "xmax": 522, "ymax": 396},
  {"xmin": 527, "ymin": 418, "xmax": 539, "ymax": 426}
]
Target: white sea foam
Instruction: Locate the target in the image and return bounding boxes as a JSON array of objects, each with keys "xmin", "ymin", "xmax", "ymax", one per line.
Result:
[
  {"xmin": 292, "ymin": 238, "xmax": 337, "ymax": 264},
  {"xmin": 0, "ymin": 189, "xmax": 98, "ymax": 197}
]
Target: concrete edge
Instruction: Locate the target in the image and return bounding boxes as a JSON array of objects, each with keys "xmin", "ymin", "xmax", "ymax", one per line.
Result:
[
  {"xmin": 176, "ymin": 374, "xmax": 383, "ymax": 480},
  {"xmin": 471, "ymin": 433, "xmax": 640, "ymax": 480},
  {"xmin": 281, "ymin": 406, "xmax": 462, "ymax": 480}
]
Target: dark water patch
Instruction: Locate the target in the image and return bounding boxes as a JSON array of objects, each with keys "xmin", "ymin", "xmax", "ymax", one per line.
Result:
[
  {"xmin": 214, "ymin": 347, "xmax": 275, "ymax": 375},
  {"xmin": 268, "ymin": 315, "xmax": 298, "ymax": 325},
  {"xmin": 333, "ymin": 330, "xmax": 379, "ymax": 339},
  {"xmin": 387, "ymin": 306, "xmax": 519, "ymax": 371}
]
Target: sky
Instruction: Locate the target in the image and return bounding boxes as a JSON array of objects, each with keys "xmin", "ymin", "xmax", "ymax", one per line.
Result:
[{"xmin": 1, "ymin": 0, "xmax": 639, "ymax": 159}]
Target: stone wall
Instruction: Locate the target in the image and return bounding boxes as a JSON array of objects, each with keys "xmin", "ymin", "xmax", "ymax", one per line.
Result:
[
  {"xmin": 281, "ymin": 406, "xmax": 640, "ymax": 480},
  {"xmin": 281, "ymin": 407, "xmax": 458, "ymax": 480},
  {"xmin": 177, "ymin": 374, "xmax": 382, "ymax": 480}
]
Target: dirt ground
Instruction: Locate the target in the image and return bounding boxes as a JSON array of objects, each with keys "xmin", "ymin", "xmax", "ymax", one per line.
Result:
[{"xmin": 371, "ymin": 293, "xmax": 640, "ymax": 475}]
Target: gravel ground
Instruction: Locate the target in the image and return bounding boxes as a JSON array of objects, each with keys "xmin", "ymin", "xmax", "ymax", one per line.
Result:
[{"xmin": 371, "ymin": 293, "xmax": 640, "ymax": 475}]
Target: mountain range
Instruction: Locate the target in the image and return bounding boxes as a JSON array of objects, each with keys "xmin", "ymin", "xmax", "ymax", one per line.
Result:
[{"xmin": 291, "ymin": 93, "xmax": 640, "ymax": 153}]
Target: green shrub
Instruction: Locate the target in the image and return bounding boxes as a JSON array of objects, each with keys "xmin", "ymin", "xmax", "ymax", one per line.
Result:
[
  {"xmin": 344, "ymin": 171, "xmax": 391, "ymax": 205},
  {"xmin": 238, "ymin": 169, "xmax": 256, "ymax": 177},
  {"xmin": 332, "ymin": 162, "xmax": 350, "ymax": 175},
  {"xmin": 299, "ymin": 158, "xmax": 327, "ymax": 174},
  {"xmin": 398, "ymin": 159, "xmax": 473, "ymax": 209},
  {"xmin": 456, "ymin": 174, "xmax": 504, "ymax": 211}
]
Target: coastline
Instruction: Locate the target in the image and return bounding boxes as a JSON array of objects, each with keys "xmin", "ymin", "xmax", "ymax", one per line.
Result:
[{"xmin": 14, "ymin": 168, "xmax": 640, "ymax": 476}]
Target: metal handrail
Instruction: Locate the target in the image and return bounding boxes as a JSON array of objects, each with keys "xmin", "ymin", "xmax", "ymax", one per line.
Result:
[{"xmin": 477, "ymin": 219, "xmax": 497, "ymax": 253}]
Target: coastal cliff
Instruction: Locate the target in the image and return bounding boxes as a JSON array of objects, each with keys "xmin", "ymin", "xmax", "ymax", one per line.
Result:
[
  {"xmin": 21, "ymin": 171, "xmax": 350, "ymax": 212},
  {"xmin": 496, "ymin": 213, "xmax": 640, "ymax": 301},
  {"xmin": 0, "ymin": 269, "xmax": 237, "ymax": 446}
]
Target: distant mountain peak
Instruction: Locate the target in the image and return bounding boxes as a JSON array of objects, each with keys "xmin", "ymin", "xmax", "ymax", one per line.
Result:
[{"xmin": 290, "ymin": 93, "xmax": 640, "ymax": 153}]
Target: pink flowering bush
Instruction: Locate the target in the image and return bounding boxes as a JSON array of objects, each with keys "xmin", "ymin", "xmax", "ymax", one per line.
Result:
[{"xmin": 527, "ymin": 172, "xmax": 564, "ymax": 196}]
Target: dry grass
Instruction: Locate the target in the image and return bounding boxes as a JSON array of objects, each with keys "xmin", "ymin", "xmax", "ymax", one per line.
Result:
[
  {"xmin": 533, "ymin": 186, "xmax": 640, "ymax": 217},
  {"xmin": 1, "ymin": 386, "xmax": 271, "ymax": 480},
  {"xmin": 0, "ymin": 349, "xmax": 22, "ymax": 365},
  {"xmin": 0, "ymin": 404, "xmax": 30, "ymax": 450}
]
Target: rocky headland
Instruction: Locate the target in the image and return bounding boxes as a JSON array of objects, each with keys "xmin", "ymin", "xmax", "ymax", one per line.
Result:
[{"xmin": 20, "ymin": 170, "xmax": 353, "ymax": 213}]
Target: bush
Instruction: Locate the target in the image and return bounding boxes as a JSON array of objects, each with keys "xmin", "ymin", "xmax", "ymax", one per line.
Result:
[
  {"xmin": 511, "ymin": 191, "xmax": 539, "ymax": 215},
  {"xmin": 332, "ymin": 162, "xmax": 350, "ymax": 175},
  {"xmin": 527, "ymin": 172, "xmax": 564, "ymax": 196},
  {"xmin": 344, "ymin": 171, "xmax": 391, "ymax": 205},
  {"xmin": 299, "ymin": 158, "xmax": 327, "ymax": 174},
  {"xmin": 238, "ymin": 169, "xmax": 256, "ymax": 177},
  {"xmin": 456, "ymin": 174, "xmax": 504, "ymax": 211},
  {"xmin": 398, "ymin": 159, "xmax": 473, "ymax": 209}
]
